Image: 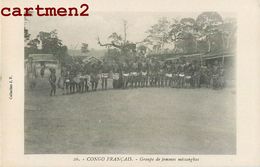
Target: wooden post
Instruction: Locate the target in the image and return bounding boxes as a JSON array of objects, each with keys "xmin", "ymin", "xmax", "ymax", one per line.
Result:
[{"xmin": 222, "ymin": 33, "xmax": 225, "ymax": 65}]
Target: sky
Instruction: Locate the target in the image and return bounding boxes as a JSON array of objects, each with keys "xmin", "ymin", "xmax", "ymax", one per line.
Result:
[{"xmin": 26, "ymin": 12, "xmax": 235, "ymax": 50}]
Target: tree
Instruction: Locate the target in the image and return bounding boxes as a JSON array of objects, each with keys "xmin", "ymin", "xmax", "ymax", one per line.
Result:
[
  {"xmin": 217, "ymin": 18, "xmax": 236, "ymax": 50},
  {"xmin": 37, "ymin": 30, "xmax": 63, "ymax": 55},
  {"xmin": 24, "ymin": 28, "xmax": 30, "ymax": 43},
  {"xmin": 143, "ymin": 12, "xmax": 235, "ymax": 56},
  {"xmin": 97, "ymin": 21, "xmax": 142, "ymax": 63},
  {"xmin": 180, "ymin": 17, "xmax": 196, "ymax": 33},
  {"xmin": 174, "ymin": 18, "xmax": 198, "ymax": 54},
  {"xmin": 81, "ymin": 43, "xmax": 89, "ymax": 54},
  {"xmin": 56, "ymin": 45, "xmax": 69, "ymax": 65},
  {"xmin": 137, "ymin": 45, "xmax": 148, "ymax": 57},
  {"xmin": 145, "ymin": 17, "xmax": 171, "ymax": 53},
  {"xmin": 98, "ymin": 35, "xmax": 138, "ymax": 63},
  {"xmin": 196, "ymin": 12, "xmax": 223, "ymax": 52},
  {"xmin": 25, "ymin": 30, "xmax": 68, "ymax": 65},
  {"xmin": 24, "ymin": 38, "xmax": 40, "ymax": 59},
  {"xmin": 146, "ymin": 17, "xmax": 197, "ymax": 54}
]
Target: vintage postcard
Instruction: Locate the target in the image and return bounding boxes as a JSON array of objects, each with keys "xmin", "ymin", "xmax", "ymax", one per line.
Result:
[{"xmin": 24, "ymin": 11, "xmax": 236, "ymax": 155}]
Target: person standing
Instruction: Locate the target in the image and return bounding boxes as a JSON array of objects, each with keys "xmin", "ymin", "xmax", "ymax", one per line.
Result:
[
  {"xmin": 212, "ymin": 61, "xmax": 220, "ymax": 89},
  {"xmin": 165, "ymin": 61, "xmax": 172, "ymax": 87},
  {"xmin": 49, "ymin": 68, "xmax": 57, "ymax": 96},
  {"xmin": 40, "ymin": 65, "xmax": 45, "ymax": 78},
  {"xmin": 82, "ymin": 64, "xmax": 90, "ymax": 92},
  {"xmin": 158, "ymin": 61, "xmax": 165, "ymax": 87},
  {"xmin": 90, "ymin": 63, "xmax": 99, "ymax": 91},
  {"xmin": 112, "ymin": 63, "xmax": 120, "ymax": 89},
  {"xmin": 140, "ymin": 61, "xmax": 148, "ymax": 88},
  {"xmin": 122, "ymin": 62, "xmax": 130, "ymax": 89},
  {"xmin": 132, "ymin": 61, "xmax": 138, "ymax": 88},
  {"xmin": 101, "ymin": 62, "xmax": 110, "ymax": 90},
  {"xmin": 219, "ymin": 64, "xmax": 225, "ymax": 89},
  {"xmin": 154, "ymin": 60, "xmax": 160, "ymax": 87},
  {"xmin": 64, "ymin": 69, "xmax": 71, "ymax": 95}
]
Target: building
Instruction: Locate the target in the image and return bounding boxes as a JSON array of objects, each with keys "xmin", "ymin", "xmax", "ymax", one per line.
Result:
[
  {"xmin": 82, "ymin": 56, "xmax": 102, "ymax": 64},
  {"xmin": 25, "ymin": 54, "xmax": 58, "ymax": 78},
  {"xmin": 27, "ymin": 54, "xmax": 57, "ymax": 64}
]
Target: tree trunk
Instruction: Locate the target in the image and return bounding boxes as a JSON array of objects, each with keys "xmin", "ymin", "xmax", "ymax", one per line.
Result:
[
  {"xmin": 221, "ymin": 33, "xmax": 225, "ymax": 65},
  {"xmin": 195, "ymin": 39, "xmax": 198, "ymax": 53},
  {"xmin": 207, "ymin": 39, "xmax": 211, "ymax": 52}
]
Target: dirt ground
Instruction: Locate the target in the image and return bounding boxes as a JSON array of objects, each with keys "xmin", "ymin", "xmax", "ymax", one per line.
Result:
[{"xmin": 25, "ymin": 78, "xmax": 236, "ymax": 154}]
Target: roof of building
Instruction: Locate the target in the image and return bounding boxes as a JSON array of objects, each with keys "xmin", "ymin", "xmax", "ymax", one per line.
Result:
[
  {"xmin": 68, "ymin": 49, "xmax": 106, "ymax": 59},
  {"xmin": 164, "ymin": 53, "xmax": 204, "ymax": 61},
  {"xmin": 28, "ymin": 54, "xmax": 57, "ymax": 62},
  {"xmin": 158, "ymin": 50, "xmax": 235, "ymax": 61},
  {"xmin": 202, "ymin": 51, "xmax": 235, "ymax": 60},
  {"xmin": 82, "ymin": 56, "xmax": 102, "ymax": 64}
]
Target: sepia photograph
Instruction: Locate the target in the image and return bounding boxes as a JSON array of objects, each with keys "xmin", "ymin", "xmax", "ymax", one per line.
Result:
[{"xmin": 24, "ymin": 11, "xmax": 236, "ymax": 154}]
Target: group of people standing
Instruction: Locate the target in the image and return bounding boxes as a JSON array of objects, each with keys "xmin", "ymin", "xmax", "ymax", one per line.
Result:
[{"xmin": 48, "ymin": 57, "xmax": 226, "ymax": 96}]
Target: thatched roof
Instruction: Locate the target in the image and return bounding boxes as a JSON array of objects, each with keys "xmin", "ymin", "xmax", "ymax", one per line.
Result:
[
  {"xmin": 82, "ymin": 56, "xmax": 102, "ymax": 64},
  {"xmin": 28, "ymin": 54, "xmax": 57, "ymax": 63},
  {"xmin": 68, "ymin": 49, "xmax": 106, "ymax": 59},
  {"xmin": 202, "ymin": 51, "xmax": 235, "ymax": 60}
]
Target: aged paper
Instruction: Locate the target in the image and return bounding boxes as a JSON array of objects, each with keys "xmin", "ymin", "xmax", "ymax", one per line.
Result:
[{"xmin": 1, "ymin": 0, "xmax": 260, "ymax": 166}]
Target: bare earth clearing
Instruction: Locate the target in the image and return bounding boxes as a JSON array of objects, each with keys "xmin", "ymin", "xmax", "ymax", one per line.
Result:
[{"xmin": 25, "ymin": 78, "xmax": 236, "ymax": 154}]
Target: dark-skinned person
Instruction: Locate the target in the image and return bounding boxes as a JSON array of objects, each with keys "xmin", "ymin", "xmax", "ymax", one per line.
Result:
[
  {"xmin": 49, "ymin": 68, "xmax": 57, "ymax": 96},
  {"xmin": 101, "ymin": 62, "xmax": 110, "ymax": 90}
]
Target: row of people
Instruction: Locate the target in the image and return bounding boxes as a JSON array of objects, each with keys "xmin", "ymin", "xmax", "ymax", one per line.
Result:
[{"xmin": 51, "ymin": 59, "xmax": 225, "ymax": 95}]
